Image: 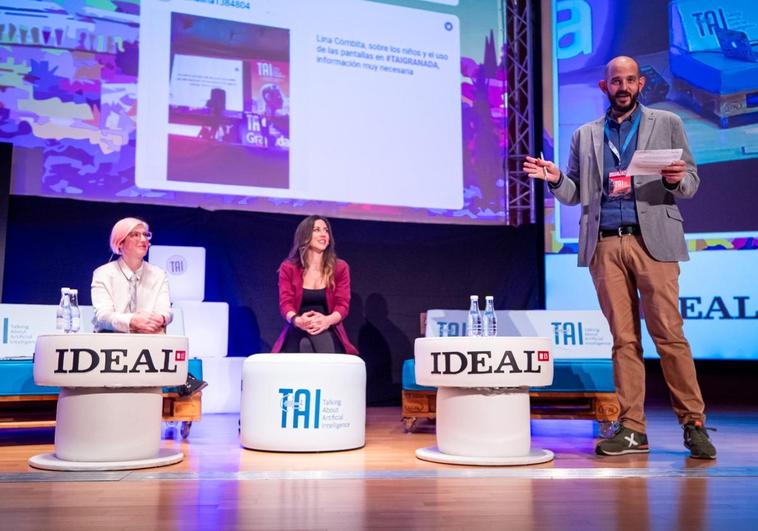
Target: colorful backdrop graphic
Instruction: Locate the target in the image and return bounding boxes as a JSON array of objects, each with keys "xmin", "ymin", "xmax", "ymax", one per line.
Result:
[{"xmin": 1, "ymin": 0, "xmax": 508, "ymax": 224}]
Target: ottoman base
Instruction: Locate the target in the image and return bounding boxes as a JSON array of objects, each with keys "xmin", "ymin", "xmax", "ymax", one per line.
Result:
[
  {"xmin": 415, "ymin": 446, "xmax": 554, "ymax": 466},
  {"xmin": 28, "ymin": 447, "xmax": 184, "ymax": 471}
]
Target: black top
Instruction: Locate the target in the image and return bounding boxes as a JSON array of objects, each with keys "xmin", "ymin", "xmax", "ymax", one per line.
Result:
[
  {"xmin": 300, "ymin": 288, "xmax": 328, "ymax": 315},
  {"xmin": 282, "ymin": 287, "xmax": 342, "ymax": 353}
]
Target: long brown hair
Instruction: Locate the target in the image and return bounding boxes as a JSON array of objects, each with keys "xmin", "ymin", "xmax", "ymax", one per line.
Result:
[{"xmin": 284, "ymin": 215, "xmax": 338, "ymax": 287}]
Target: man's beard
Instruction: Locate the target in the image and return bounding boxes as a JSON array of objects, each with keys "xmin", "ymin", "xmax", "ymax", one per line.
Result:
[{"xmin": 608, "ymin": 91, "xmax": 638, "ymax": 114}]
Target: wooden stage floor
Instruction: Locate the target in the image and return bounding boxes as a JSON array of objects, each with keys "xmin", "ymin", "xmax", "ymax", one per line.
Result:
[{"xmin": 0, "ymin": 405, "xmax": 756, "ymax": 530}]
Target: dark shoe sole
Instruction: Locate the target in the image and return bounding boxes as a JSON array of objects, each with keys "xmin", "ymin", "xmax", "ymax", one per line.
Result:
[
  {"xmin": 188, "ymin": 381, "xmax": 208, "ymax": 396},
  {"xmin": 687, "ymin": 452, "xmax": 716, "ymax": 460},
  {"xmin": 178, "ymin": 381, "xmax": 208, "ymax": 397},
  {"xmin": 596, "ymin": 446, "xmax": 650, "ymax": 456}
]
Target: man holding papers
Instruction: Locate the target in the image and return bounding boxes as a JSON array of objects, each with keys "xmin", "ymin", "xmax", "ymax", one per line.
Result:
[{"xmin": 523, "ymin": 56, "xmax": 716, "ymax": 459}]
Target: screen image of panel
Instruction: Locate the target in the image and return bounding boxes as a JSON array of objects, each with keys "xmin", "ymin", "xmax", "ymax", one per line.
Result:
[
  {"xmin": 541, "ymin": 0, "xmax": 758, "ymax": 360},
  {"xmin": 544, "ymin": 0, "xmax": 758, "ymax": 245},
  {"xmin": 166, "ymin": 14, "xmax": 290, "ymax": 189}
]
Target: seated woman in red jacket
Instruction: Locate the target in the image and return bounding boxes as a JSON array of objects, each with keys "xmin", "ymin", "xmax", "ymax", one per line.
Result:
[{"xmin": 273, "ymin": 215, "xmax": 358, "ymax": 354}]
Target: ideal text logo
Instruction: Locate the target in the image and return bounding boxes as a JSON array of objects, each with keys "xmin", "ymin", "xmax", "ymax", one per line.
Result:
[
  {"xmin": 53, "ymin": 348, "xmax": 180, "ymax": 374},
  {"xmin": 680, "ymin": 296, "xmax": 758, "ymax": 320},
  {"xmin": 430, "ymin": 350, "xmax": 547, "ymax": 375},
  {"xmin": 278, "ymin": 388, "xmax": 321, "ymax": 429}
]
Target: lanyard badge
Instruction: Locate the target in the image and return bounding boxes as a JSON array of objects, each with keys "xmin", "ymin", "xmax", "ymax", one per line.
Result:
[
  {"xmin": 608, "ymin": 171, "xmax": 632, "ymax": 197},
  {"xmin": 605, "ymin": 111, "xmax": 641, "ymax": 199}
]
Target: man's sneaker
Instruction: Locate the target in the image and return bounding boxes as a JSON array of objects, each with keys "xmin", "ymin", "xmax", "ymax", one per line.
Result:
[
  {"xmin": 683, "ymin": 422, "xmax": 717, "ymax": 460},
  {"xmin": 596, "ymin": 425, "xmax": 650, "ymax": 456},
  {"xmin": 178, "ymin": 374, "xmax": 208, "ymax": 397}
]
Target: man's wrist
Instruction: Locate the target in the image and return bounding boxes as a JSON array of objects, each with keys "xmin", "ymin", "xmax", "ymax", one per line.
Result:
[{"xmin": 662, "ymin": 177, "xmax": 679, "ymax": 190}]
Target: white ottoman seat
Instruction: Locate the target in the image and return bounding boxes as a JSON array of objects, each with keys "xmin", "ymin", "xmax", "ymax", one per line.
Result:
[
  {"xmin": 241, "ymin": 353, "xmax": 366, "ymax": 452},
  {"xmin": 29, "ymin": 333, "xmax": 189, "ymax": 471},
  {"xmin": 414, "ymin": 336, "xmax": 555, "ymax": 466}
]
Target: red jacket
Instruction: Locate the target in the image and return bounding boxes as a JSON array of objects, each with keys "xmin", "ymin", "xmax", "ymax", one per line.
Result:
[{"xmin": 272, "ymin": 258, "xmax": 358, "ymax": 355}]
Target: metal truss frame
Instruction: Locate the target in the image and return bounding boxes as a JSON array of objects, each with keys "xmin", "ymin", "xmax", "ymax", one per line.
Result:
[{"xmin": 503, "ymin": 0, "xmax": 537, "ymax": 226}]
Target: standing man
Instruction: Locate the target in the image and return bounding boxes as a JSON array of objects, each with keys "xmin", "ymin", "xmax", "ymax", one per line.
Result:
[{"xmin": 523, "ymin": 56, "xmax": 716, "ymax": 459}]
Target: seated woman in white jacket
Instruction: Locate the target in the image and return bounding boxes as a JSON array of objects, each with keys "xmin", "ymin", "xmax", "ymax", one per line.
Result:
[{"xmin": 91, "ymin": 217, "xmax": 206, "ymax": 395}]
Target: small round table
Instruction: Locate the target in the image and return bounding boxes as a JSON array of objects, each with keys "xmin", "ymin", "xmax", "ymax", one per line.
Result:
[
  {"xmin": 240, "ymin": 353, "xmax": 366, "ymax": 452},
  {"xmin": 414, "ymin": 336, "xmax": 554, "ymax": 466},
  {"xmin": 29, "ymin": 333, "xmax": 189, "ymax": 471}
]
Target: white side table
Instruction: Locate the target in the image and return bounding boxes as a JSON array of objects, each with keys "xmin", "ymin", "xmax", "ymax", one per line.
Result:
[
  {"xmin": 415, "ymin": 336, "xmax": 554, "ymax": 466},
  {"xmin": 29, "ymin": 333, "xmax": 189, "ymax": 471},
  {"xmin": 240, "ymin": 353, "xmax": 366, "ymax": 452}
]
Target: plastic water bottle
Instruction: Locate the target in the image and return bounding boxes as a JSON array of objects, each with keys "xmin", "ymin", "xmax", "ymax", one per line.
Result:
[
  {"xmin": 69, "ymin": 289, "xmax": 81, "ymax": 333},
  {"xmin": 56, "ymin": 288, "xmax": 71, "ymax": 332},
  {"xmin": 483, "ymin": 295, "xmax": 498, "ymax": 336},
  {"xmin": 466, "ymin": 295, "xmax": 482, "ymax": 336}
]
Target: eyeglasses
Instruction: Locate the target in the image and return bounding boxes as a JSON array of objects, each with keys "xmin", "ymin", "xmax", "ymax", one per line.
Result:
[{"xmin": 127, "ymin": 231, "xmax": 152, "ymax": 241}]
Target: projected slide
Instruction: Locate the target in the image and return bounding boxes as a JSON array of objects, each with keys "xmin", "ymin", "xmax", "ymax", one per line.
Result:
[
  {"xmin": 2, "ymin": 0, "xmax": 506, "ymax": 223},
  {"xmin": 136, "ymin": 0, "xmax": 463, "ymax": 210}
]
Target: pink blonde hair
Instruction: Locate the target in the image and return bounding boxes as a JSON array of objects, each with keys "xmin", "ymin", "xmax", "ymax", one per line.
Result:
[{"xmin": 110, "ymin": 217, "xmax": 149, "ymax": 255}]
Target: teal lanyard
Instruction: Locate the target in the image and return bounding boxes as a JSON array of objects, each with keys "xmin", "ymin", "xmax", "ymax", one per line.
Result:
[{"xmin": 604, "ymin": 110, "xmax": 641, "ymax": 169}]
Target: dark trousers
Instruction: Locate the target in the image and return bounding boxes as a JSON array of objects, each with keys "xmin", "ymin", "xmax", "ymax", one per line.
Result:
[{"xmin": 281, "ymin": 327, "xmax": 344, "ymax": 354}]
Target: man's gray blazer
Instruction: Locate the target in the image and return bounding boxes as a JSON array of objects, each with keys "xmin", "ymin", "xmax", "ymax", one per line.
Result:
[{"xmin": 550, "ymin": 105, "xmax": 699, "ymax": 267}]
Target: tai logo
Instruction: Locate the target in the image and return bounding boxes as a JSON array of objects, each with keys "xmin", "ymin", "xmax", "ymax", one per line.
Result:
[
  {"xmin": 551, "ymin": 321, "xmax": 584, "ymax": 345},
  {"xmin": 278, "ymin": 388, "xmax": 321, "ymax": 429},
  {"xmin": 175, "ymin": 350, "xmax": 186, "ymax": 361},
  {"xmin": 258, "ymin": 62, "xmax": 274, "ymax": 76},
  {"xmin": 257, "ymin": 62, "xmax": 284, "ymax": 79},
  {"xmin": 690, "ymin": 9, "xmax": 727, "ymax": 37},
  {"xmin": 435, "ymin": 321, "xmax": 467, "ymax": 337},
  {"xmin": 166, "ymin": 255, "xmax": 186, "ymax": 275},
  {"xmin": 538, "ymin": 350, "xmax": 550, "ymax": 362}
]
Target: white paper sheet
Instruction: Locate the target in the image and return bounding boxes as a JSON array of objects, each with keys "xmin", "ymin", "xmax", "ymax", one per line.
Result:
[{"xmin": 626, "ymin": 149, "xmax": 683, "ymax": 175}]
